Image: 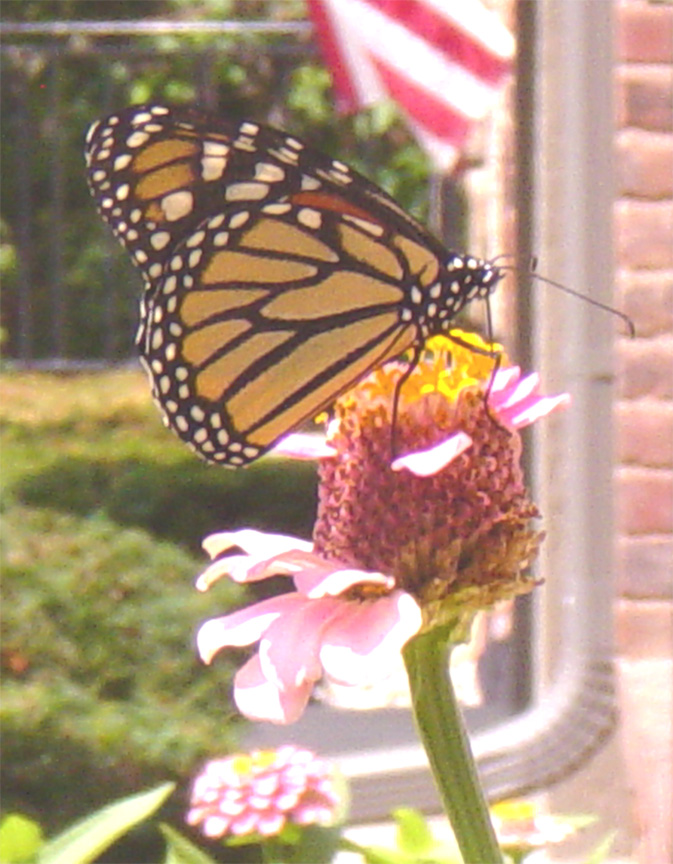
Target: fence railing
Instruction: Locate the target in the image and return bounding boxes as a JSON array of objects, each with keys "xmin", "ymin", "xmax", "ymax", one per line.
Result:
[{"xmin": 1, "ymin": 19, "xmax": 314, "ymax": 364}]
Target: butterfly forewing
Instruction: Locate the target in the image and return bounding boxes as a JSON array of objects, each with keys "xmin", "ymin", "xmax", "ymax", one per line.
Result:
[{"xmin": 85, "ymin": 104, "xmax": 439, "ymax": 286}]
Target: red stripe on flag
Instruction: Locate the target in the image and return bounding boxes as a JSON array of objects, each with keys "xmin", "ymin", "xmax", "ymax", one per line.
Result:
[
  {"xmin": 307, "ymin": 0, "xmax": 360, "ymax": 112},
  {"xmin": 365, "ymin": 0, "xmax": 511, "ymax": 85},
  {"xmin": 369, "ymin": 54, "xmax": 472, "ymax": 144}
]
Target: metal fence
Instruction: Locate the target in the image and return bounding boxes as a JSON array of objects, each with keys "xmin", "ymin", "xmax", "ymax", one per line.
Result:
[{"xmin": 0, "ymin": 18, "xmax": 314, "ymax": 364}]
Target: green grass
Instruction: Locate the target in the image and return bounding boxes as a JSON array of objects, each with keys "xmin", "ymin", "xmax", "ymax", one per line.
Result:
[{"xmin": 0, "ymin": 368, "xmax": 319, "ymax": 840}]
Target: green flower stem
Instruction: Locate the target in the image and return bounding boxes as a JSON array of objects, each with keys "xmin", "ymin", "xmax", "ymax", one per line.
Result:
[{"xmin": 403, "ymin": 626, "xmax": 504, "ymax": 864}]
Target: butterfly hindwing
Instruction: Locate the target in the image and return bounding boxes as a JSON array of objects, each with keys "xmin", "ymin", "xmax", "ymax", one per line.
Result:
[{"xmin": 141, "ymin": 195, "xmax": 428, "ymax": 465}]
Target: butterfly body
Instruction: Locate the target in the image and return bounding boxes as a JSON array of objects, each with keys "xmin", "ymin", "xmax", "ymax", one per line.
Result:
[{"xmin": 86, "ymin": 104, "xmax": 502, "ymax": 466}]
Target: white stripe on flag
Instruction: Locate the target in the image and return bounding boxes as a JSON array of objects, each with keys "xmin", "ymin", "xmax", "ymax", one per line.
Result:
[
  {"xmin": 421, "ymin": 0, "xmax": 515, "ymax": 60},
  {"xmin": 326, "ymin": 0, "xmax": 505, "ymax": 119}
]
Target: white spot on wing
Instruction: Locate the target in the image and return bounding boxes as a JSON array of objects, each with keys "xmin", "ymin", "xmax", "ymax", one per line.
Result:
[
  {"xmin": 297, "ymin": 208, "xmax": 321, "ymax": 230},
  {"xmin": 162, "ymin": 190, "xmax": 193, "ymax": 221},
  {"xmin": 151, "ymin": 231, "xmax": 171, "ymax": 251},
  {"xmin": 225, "ymin": 182, "xmax": 270, "ymax": 202},
  {"xmin": 254, "ymin": 162, "xmax": 285, "ymax": 183},
  {"xmin": 201, "ymin": 156, "xmax": 227, "ymax": 181},
  {"xmin": 127, "ymin": 131, "xmax": 150, "ymax": 148}
]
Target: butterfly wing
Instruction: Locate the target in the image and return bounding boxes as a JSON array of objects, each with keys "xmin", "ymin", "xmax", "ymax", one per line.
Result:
[
  {"xmin": 140, "ymin": 191, "xmax": 451, "ymax": 464},
  {"xmin": 84, "ymin": 104, "xmax": 446, "ymax": 286},
  {"xmin": 85, "ymin": 104, "xmax": 496, "ymax": 466}
]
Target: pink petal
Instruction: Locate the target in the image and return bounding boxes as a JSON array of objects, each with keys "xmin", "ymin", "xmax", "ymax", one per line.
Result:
[
  {"xmin": 198, "ymin": 531, "xmax": 313, "ymax": 590},
  {"xmin": 229, "ymin": 810, "xmax": 260, "ymax": 836},
  {"xmin": 298, "ymin": 566, "xmax": 395, "ymax": 598},
  {"xmin": 234, "ymin": 655, "xmax": 314, "ymax": 724},
  {"xmin": 247, "ymin": 548, "xmax": 332, "ymax": 583},
  {"xmin": 272, "ymin": 432, "xmax": 336, "ymax": 460},
  {"xmin": 490, "ymin": 365, "xmax": 522, "ymax": 396},
  {"xmin": 489, "ymin": 369, "xmax": 570, "ymax": 429},
  {"xmin": 257, "ymin": 811, "xmax": 286, "ymax": 836},
  {"xmin": 260, "ymin": 597, "xmax": 343, "ymax": 690},
  {"xmin": 320, "ymin": 592, "xmax": 422, "ymax": 684},
  {"xmin": 203, "ymin": 529, "xmax": 312, "ymax": 563},
  {"xmin": 294, "ymin": 804, "xmax": 333, "ymax": 825},
  {"xmin": 196, "ymin": 554, "xmax": 262, "ymax": 591},
  {"xmin": 392, "ymin": 431, "xmax": 473, "ymax": 476},
  {"xmin": 202, "ymin": 815, "xmax": 229, "ymax": 837},
  {"xmin": 196, "ymin": 594, "xmax": 307, "ymax": 663},
  {"xmin": 505, "ymin": 392, "xmax": 571, "ymax": 428},
  {"xmin": 490, "ymin": 371, "xmax": 539, "ymax": 411}
]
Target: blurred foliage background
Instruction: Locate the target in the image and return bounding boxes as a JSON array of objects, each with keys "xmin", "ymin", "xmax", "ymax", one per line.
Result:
[
  {"xmin": 1, "ymin": 1, "xmax": 436, "ymax": 859},
  {"xmin": 0, "ymin": 370, "xmax": 318, "ymax": 862}
]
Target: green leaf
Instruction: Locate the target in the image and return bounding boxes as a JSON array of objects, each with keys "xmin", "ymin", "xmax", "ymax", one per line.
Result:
[
  {"xmin": 37, "ymin": 783, "xmax": 175, "ymax": 864},
  {"xmin": 338, "ymin": 837, "xmax": 409, "ymax": 864},
  {"xmin": 159, "ymin": 824, "xmax": 220, "ymax": 864},
  {"xmin": 0, "ymin": 813, "xmax": 44, "ymax": 863},
  {"xmin": 284, "ymin": 824, "xmax": 342, "ymax": 864},
  {"xmin": 564, "ymin": 814, "xmax": 599, "ymax": 831},
  {"xmin": 392, "ymin": 808, "xmax": 435, "ymax": 856},
  {"xmin": 583, "ymin": 831, "xmax": 617, "ymax": 864}
]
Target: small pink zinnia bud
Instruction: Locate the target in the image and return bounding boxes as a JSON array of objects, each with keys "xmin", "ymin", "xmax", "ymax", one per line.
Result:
[{"xmin": 186, "ymin": 746, "xmax": 341, "ymax": 840}]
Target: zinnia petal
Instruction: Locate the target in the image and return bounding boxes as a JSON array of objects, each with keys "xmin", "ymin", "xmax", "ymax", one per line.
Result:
[
  {"xmin": 320, "ymin": 591, "xmax": 422, "ymax": 685},
  {"xmin": 490, "ymin": 365, "xmax": 523, "ymax": 396},
  {"xmin": 504, "ymin": 392, "xmax": 571, "ymax": 429},
  {"xmin": 299, "ymin": 565, "xmax": 395, "ymax": 598},
  {"xmin": 272, "ymin": 432, "xmax": 337, "ymax": 460},
  {"xmin": 392, "ymin": 430, "xmax": 473, "ymax": 476},
  {"xmin": 203, "ymin": 529, "xmax": 313, "ymax": 565},
  {"xmin": 234, "ymin": 655, "xmax": 314, "ymax": 724},
  {"xmin": 196, "ymin": 594, "xmax": 307, "ymax": 663},
  {"xmin": 259, "ymin": 596, "xmax": 343, "ymax": 690},
  {"xmin": 248, "ymin": 548, "xmax": 339, "ymax": 584},
  {"xmin": 198, "ymin": 531, "xmax": 314, "ymax": 589}
]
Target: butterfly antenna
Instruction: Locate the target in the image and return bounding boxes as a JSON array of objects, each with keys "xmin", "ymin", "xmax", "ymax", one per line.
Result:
[{"xmin": 499, "ymin": 264, "xmax": 636, "ymax": 337}]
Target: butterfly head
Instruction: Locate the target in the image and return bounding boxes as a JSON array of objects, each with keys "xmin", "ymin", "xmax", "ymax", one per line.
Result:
[
  {"xmin": 408, "ymin": 254, "xmax": 504, "ymax": 341},
  {"xmin": 443, "ymin": 253, "xmax": 503, "ymax": 303}
]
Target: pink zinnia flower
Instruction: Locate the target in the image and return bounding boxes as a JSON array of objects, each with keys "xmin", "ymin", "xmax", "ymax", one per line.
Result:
[
  {"xmin": 186, "ymin": 746, "xmax": 340, "ymax": 839},
  {"xmin": 196, "ymin": 332, "xmax": 569, "ymax": 724},
  {"xmin": 196, "ymin": 529, "xmax": 422, "ymax": 724}
]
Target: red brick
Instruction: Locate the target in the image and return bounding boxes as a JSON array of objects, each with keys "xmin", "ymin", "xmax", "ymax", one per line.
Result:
[
  {"xmin": 617, "ymin": 129, "xmax": 673, "ymax": 199},
  {"xmin": 616, "ymin": 400, "xmax": 673, "ymax": 467},
  {"xmin": 616, "ymin": 466, "xmax": 673, "ymax": 534},
  {"xmin": 618, "ymin": 1, "xmax": 673, "ymax": 63},
  {"xmin": 615, "ymin": 271, "xmax": 673, "ymax": 337},
  {"xmin": 617, "ymin": 337, "xmax": 673, "ymax": 398},
  {"xmin": 617, "ymin": 67, "xmax": 673, "ymax": 131},
  {"xmin": 615, "ymin": 201, "xmax": 673, "ymax": 269},
  {"xmin": 615, "ymin": 600, "xmax": 673, "ymax": 657},
  {"xmin": 617, "ymin": 537, "xmax": 673, "ymax": 599}
]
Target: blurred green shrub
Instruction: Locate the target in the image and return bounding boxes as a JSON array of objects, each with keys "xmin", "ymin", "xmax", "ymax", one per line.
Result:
[
  {"xmin": 1, "ymin": 505, "xmax": 243, "ymax": 829},
  {"xmin": 1, "ymin": 369, "xmax": 320, "ymax": 846}
]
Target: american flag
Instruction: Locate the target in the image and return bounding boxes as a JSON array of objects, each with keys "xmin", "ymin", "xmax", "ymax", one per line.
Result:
[{"xmin": 308, "ymin": 0, "xmax": 515, "ymax": 170}]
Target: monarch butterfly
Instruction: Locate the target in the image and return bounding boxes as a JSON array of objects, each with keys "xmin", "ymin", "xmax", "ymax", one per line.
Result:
[{"xmin": 85, "ymin": 104, "xmax": 504, "ymax": 467}]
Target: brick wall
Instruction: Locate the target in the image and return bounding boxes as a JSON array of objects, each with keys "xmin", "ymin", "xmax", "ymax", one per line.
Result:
[
  {"xmin": 614, "ymin": 0, "xmax": 672, "ymax": 638},
  {"xmin": 614, "ymin": 1, "xmax": 672, "ymax": 862}
]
